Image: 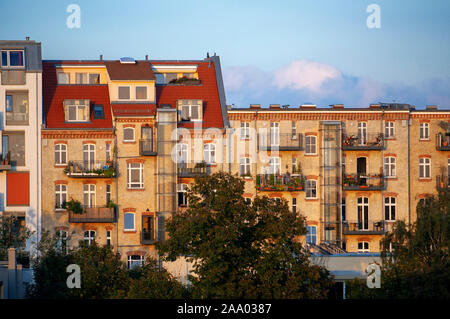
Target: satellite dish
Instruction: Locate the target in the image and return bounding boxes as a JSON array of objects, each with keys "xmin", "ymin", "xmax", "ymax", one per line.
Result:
[{"xmin": 119, "ymin": 57, "xmax": 136, "ymax": 64}]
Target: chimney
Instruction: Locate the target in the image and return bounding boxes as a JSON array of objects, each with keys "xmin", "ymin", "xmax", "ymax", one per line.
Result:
[
  {"xmin": 426, "ymin": 105, "xmax": 438, "ymax": 111},
  {"xmin": 100, "ymin": 55, "xmax": 103, "ymax": 61},
  {"xmin": 249, "ymin": 104, "xmax": 261, "ymax": 109},
  {"xmin": 145, "ymin": 55, "xmax": 148, "ymax": 61},
  {"xmin": 331, "ymin": 104, "xmax": 344, "ymax": 109},
  {"xmin": 369, "ymin": 104, "xmax": 381, "ymax": 109},
  {"xmin": 300, "ymin": 104, "xmax": 316, "ymax": 110},
  {"xmin": 25, "ymin": 36, "xmax": 30, "ymax": 41},
  {"xmin": 269, "ymin": 104, "xmax": 281, "ymax": 109}
]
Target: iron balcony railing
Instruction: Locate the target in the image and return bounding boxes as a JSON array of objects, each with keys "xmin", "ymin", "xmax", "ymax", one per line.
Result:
[
  {"xmin": 436, "ymin": 133, "xmax": 450, "ymax": 151},
  {"xmin": 436, "ymin": 175, "xmax": 450, "ymax": 190},
  {"xmin": 343, "ymin": 173, "xmax": 386, "ymax": 191},
  {"xmin": 258, "ymin": 133, "xmax": 304, "ymax": 151},
  {"xmin": 256, "ymin": 173, "xmax": 305, "ymax": 191},
  {"xmin": 342, "ymin": 220, "xmax": 386, "ymax": 235},
  {"xmin": 68, "ymin": 206, "xmax": 116, "ymax": 223},
  {"xmin": 177, "ymin": 162, "xmax": 211, "ymax": 177},
  {"xmin": 139, "ymin": 139, "xmax": 157, "ymax": 156},
  {"xmin": 141, "ymin": 230, "xmax": 157, "ymax": 245},
  {"xmin": 342, "ymin": 133, "xmax": 385, "ymax": 150},
  {"xmin": 65, "ymin": 160, "xmax": 116, "ymax": 178},
  {"xmin": 0, "ymin": 152, "xmax": 11, "ymax": 171}
]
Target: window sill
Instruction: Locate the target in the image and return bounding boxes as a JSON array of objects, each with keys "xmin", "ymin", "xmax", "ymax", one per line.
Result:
[
  {"xmin": 123, "ymin": 141, "xmax": 136, "ymax": 144},
  {"xmin": 123, "ymin": 230, "xmax": 136, "ymax": 233},
  {"xmin": 304, "ymin": 154, "xmax": 318, "ymax": 157},
  {"xmin": 127, "ymin": 188, "xmax": 145, "ymax": 191},
  {"xmin": 418, "ymin": 178, "xmax": 432, "ymax": 182},
  {"xmin": 54, "ymin": 164, "xmax": 67, "ymax": 168},
  {"xmin": 305, "ymin": 198, "xmax": 319, "ymax": 201},
  {"xmin": 54, "ymin": 208, "xmax": 67, "ymax": 212},
  {"xmin": 419, "ymin": 139, "xmax": 430, "ymax": 142}
]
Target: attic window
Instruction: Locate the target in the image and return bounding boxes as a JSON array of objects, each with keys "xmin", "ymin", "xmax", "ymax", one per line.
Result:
[
  {"xmin": 119, "ymin": 57, "xmax": 136, "ymax": 64},
  {"xmin": 64, "ymin": 99, "xmax": 90, "ymax": 122},
  {"xmin": 178, "ymin": 100, "xmax": 202, "ymax": 121},
  {"xmin": 93, "ymin": 104, "xmax": 104, "ymax": 119}
]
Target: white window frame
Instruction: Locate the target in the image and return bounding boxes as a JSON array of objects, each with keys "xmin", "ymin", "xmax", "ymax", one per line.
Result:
[
  {"xmin": 268, "ymin": 157, "xmax": 280, "ymax": 175},
  {"xmin": 384, "ymin": 156, "xmax": 396, "ymax": 178},
  {"xmin": 292, "ymin": 197, "xmax": 297, "ymax": 214},
  {"xmin": 385, "ymin": 122, "xmax": 395, "ymax": 139},
  {"xmin": 54, "ymin": 144, "xmax": 67, "ymax": 165},
  {"xmin": 179, "ymin": 99, "xmax": 202, "ymax": 121},
  {"xmin": 305, "ymin": 135, "xmax": 317, "ymax": 155},
  {"xmin": 127, "ymin": 255, "xmax": 144, "ymax": 269},
  {"xmin": 270, "ymin": 122, "xmax": 279, "ymax": 146},
  {"xmin": 240, "ymin": 122, "xmax": 250, "ymax": 139},
  {"xmin": 305, "ymin": 180, "xmax": 317, "ymax": 199},
  {"xmin": 384, "ymin": 197, "xmax": 396, "ymax": 221},
  {"xmin": 64, "ymin": 100, "xmax": 89, "ymax": 122},
  {"xmin": 83, "ymin": 143, "xmax": 96, "ymax": 170},
  {"xmin": 123, "ymin": 127, "xmax": 135, "ymax": 142},
  {"xmin": 106, "ymin": 230, "xmax": 111, "ymax": 246},
  {"xmin": 291, "ymin": 121, "xmax": 297, "ymax": 138},
  {"xmin": 203, "ymin": 143, "xmax": 216, "ymax": 164},
  {"xmin": 358, "ymin": 122, "xmax": 368, "ymax": 145},
  {"xmin": 1, "ymin": 50, "xmax": 25, "ymax": 68},
  {"xmin": 106, "ymin": 184, "xmax": 111, "ymax": 204},
  {"xmin": 240, "ymin": 157, "xmax": 251, "ymax": 176},
  {"xmin": 176, "ymin": 143, "xmax": 189, "ymax": 164},
  {"xmin": 306, "ymin": 226, "xmax": 317, "ymax": 245},
  {"xmin": 124, "ymin": 212, "xmax": 135, "ymax": 231},
  {"xmin": 105, "ymin": 143, "xmax": 111, "ymax": 162},
  {"xmin": 419, "ymin": 158, "xmax": 431, "ymax": 179},
  {"xmin": 83, "ymin": 184, "xmax": 96, "ymax": 208},
  {"xmin": 358, "ymin": 241, "xmax": 370, "ymax": 252},
  {"xmin": 84, "ymin": 230, "xmax": 96, "ymax": 245},
  {"xmin": 177, "ymin": 183, "xmax": 188, "ymax": 206},
  {"xmin": 420, "ymin": 123, "xmax": 429, "ymax": 140},
  {"xmin": 55, "ymin": 184, "xmax": 67, "ymax": 210},
  {"xmin": 127, "ymin": 163, "xmax": 144, "ymax": 189},
  {"xmin": 357, "ymin": 197, "xmax": 369, "ymax": 230}
]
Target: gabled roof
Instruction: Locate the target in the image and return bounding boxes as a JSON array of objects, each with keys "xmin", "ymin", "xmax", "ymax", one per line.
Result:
[
  {"xmin": 104, "ymin": 60, "xmax": 155, "ymax": 81},
  {"xmin": 42, "ymin": 61, "xmax": 113, "ymax": 129}
]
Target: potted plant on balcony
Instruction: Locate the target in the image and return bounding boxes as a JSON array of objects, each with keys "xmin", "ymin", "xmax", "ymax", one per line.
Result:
[
  {"xmin": 64, "ymin": 198, "xmax": 84, "ymax": 214},
  {"xmin": 106, "ymin": 201, "xmax": 117, "ymax": 209}
]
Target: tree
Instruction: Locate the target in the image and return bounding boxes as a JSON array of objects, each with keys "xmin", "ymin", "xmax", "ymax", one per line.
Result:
[
  {"xmin": 346, "ymin": 190, "xmax": 450, "ymax": 299},
  {"xmin": 157, "ymin": 172, "xmax": 333, "ymax": 298},
  {"xmin": 0, "ymin": 215, "xmax": 33, "ymax": 265}
]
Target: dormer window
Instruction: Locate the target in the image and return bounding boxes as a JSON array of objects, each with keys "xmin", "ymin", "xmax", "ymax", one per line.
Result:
[
  {"xmin": 135, "ymin": 86, "xmax": 147, "ymax": 100},
  {"xmin": 64, "ymin": 99, "xmax": 90, "ymax": 122},
  {"xmin": 178, "ymin": 99, "xmax": 202, "ymax": 121},
  {"xmin": 118, "ymin": 86, "xmax": 130, "ymax": 100},
  {"xmin": 1, "ymin": 50, "xmax": 25, "ymax": 68}
]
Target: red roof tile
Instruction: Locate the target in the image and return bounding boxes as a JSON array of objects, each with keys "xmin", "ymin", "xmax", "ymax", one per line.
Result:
[
  {"xmin": 105, "ymin": 61, "xmax": 155, "ymax": 81},
  {"xmin": 112, "ymin": 104, "xmax": 156, "ymax": 116}
]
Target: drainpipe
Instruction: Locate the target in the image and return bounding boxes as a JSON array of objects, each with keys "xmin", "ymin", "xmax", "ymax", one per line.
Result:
[
  {"xmin": 114, "ymin": 117, "xmax": 119, "ymax": 253},
  {"xmin": 36, "ymin": 72, "xmax": 41, "ymax": 252},
  {"xmin": 408, "ymin": 109, "xmax": 411, "ymax": 226}
]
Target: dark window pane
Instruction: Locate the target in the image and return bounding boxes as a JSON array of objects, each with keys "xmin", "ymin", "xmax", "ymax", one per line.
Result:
[
  {"xmin": 1, "ymin": 51, "xmax": 7, "ymax": 66},
  {"xmin": 93, "ymin": 105, "xmax": 104, "ymax": 119},
  {"xmin": 9, "ymin": 51, "xmax": 24, "ymax": 66}
]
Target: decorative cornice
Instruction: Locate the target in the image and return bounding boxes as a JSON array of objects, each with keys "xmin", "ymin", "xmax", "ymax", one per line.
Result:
[{"xmin": 42, "ymin": 131, "xmax": 114, "ymax": 139}]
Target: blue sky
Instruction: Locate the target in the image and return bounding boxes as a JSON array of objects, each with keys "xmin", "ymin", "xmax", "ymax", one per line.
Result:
[{"xmin": 1, "ymin": 0, "xmax": 449, "ymax": 108}]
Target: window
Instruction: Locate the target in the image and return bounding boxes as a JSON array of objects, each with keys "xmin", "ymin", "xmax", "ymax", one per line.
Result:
[
  {"xmin": 177, "ymin": 183, "xmax": 188, "ymax": 206},
  {"xmin": 358, "ymin": 242, "xmax": 370, "ymax": 252},
  {"xmin": 123, "ymin": 127, "xmax": 135, "ymax": 142},
  {"xmin": 127, "ymin": 163, "xmax": 144, "ymax": 189},
  {"xmin": 127, "ymin": 255, "xmax": 144, "ymax": 269},
  {"xmin": 341, "ymin": 197, "xmax": 346, "ymax": 221},
  {"xmin": 268, "ymin": 157, "xmax": 280, "ymax": 174},
  {"xmin": 106, "ymin": 230, "xmax": 111, "ymax": 246},
  {"xmin": 75, "ymin": 73, "xmax": 88, "ymax": 84},
  {"xmin": 204, "ymin": 144, "xmax": 216, "ymax": 164},
  {"xmin": 384, "ymin": 157, "xmax": 396, "ymax": 178},
  {"xmin": 105, "ymin": 143, "xmax": 111, "ymax": 162},
  {"xmin": 1, "ymin": 50, "xmax": 24, "ymax": 67},
  {"xmin": 385, "ymin": 122, "xmax": 395, "ymax": 139},
  {"xmin": 88, "ymin": 73, "xmax": 100, "ymax": 84},
  {"xmin": 118, "ymin": 86, "xmax": 130, "ymax": 100},
  {"xmin": 5, "ymin": 92, "xmax": 28, "ymax": 125},
  {"xmin": 306, "ymin": 226, "xmax": 317, "ymax": 245},
  {"xmin": 54, "ymin": 144, "xmax": 67, "ymax": 165},
  {"xmin": 385, "ymin": 197, "xmax": 396, "ymax": 221},
  {"xmin": 240, "ymin": 122, "xmax": 250, "ymax": 139},
  {"xmin": 136, "ymin": 86, "xmax": 147, "ymax": 100},
  {"xmin": 176, "ymin": 143, "xmax": 188, "ymax": 164},
  {"xmin": 83, "ymin": 144, "xmax": 95, "ymax": 170},
  {"xmin": 83, "ymin": 184, "xmax": 96, "ymax": 207},
  {"xmin": 292, "ymin": 197, "xmax": 297, "ymax": 214},
  {"xmin": 2, "ymin": 132, "xmax": 25, "ymax": 166},
  {"xmin": 155, "ymin": 73, "xmax": 165, "ymax": 84},
  {"xmin": 179, "ymin": 100, "xmax": 202, "ymax": 121},
  {"xmin": 84, "ymin": 230, "xmax": 96, "ymax": 245},
  {"xmin": 240, "ymin": 157, "xmax": 251, "ymax": 176},
  {"xmin": 273, "ymin": 197, "xmax": 281, "ymax": 204},
  {"xmin": 93, "ymin": 105, "xmax": 104, "ymax": 119},
  {"xmin": 124, "ymin": 213, "xmax": 135, "ymax": 231},
  {"xmin": 64, "ymin": 99, "xmax": 89, "ymax": 122},
  {"xmin": 292, "ymin": 157, "xmax": 297, "ymax": 173},
  {"xmin": 106, "ymin": 184, "xmax": 111, "ymax": 204},
  {"xmin": 165, "ymin": 73, "xmax": 177, "ymax": 83},
  {"xmin": 358, "ymin": 122, "xmax": 368, "ymax": 145},
  {"xmin": 56, "ymin": 230, "xmax": 68, "ymax": 250},
  {"xmin": 305, "ymin": 135, "xmax": 317, "ymax": 155},
  {"xmin": 55, "ymin": 184, "xmax": 67, "ymax": 209},
  {"xmin": 306, "ymin": 180, "xmax": 317, "ymax": 199},
  {"xmin": 57, "ymin": 72, "xmax": 70, "ymax": 84},
  {"xmin": 270, "ymin": 122, "xmax": 279, "ymax": 146},
  {"xmin": 291, "ymin": 121, "xmax": 297, "ymax": 138},
  {"xmin": 419, "ymin": 158, "xmax": 431, "ymax": 178},
  {"xmin": 420, "ymin": 123, "xmax": 429, "ymax": 140},
  {"xmin": 357, "ymin": 197, "xmax": 369, "ymax": 230}
]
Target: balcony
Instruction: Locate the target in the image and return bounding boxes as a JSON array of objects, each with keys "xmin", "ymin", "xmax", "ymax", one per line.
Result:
[
  {"xmin": 139, "ymin": 139, "xmax": 157, "ymax": 156},
  {"xmin": 168, "ymin": 77, "xmax": 202, "ymax": 85},
  {"xmin": 0, "ymin": 152, "xmax": 11, "ymax": 171},
  {"xmin": 65, "ymin": 160, "xmax": 116, "ymax": 178},
  {"xmin": 343, "ymin": 173, "xmax": 386, "ymax": 191},
  {"xmin": 177, "ymin": 162, "xmax": 211, "ymax": 177},
  {"xmin": 258, "ymin": 133, "xmax": 304, "ymax": 151},
  {"xmin": 141, "ymin": 230, "xmax": 157, "ymax": 245},
  {"xmin": 256, "ymin": 173, "xmax": 305, "ymax": 191},
  {"xmin": 68, "ymin": 206, "xmax": 116, "ymax": 223},
  {"xmin": 342, "ymin": 133, "xmax": 385, "ymax": 150},
  {"xmin": 436, "ymin": 175, "xmax": 450, "ymax": 190},
  {"xmin": 6, "ymin": 110, "xmax": 28, "ymax": 125},
  {"xmin": 342, "ymin": 220, "xmax": 386, "ymax": 235},
  {"xmin": 436, "ymin": 133, "xmax": 450, "ymax": 151}
]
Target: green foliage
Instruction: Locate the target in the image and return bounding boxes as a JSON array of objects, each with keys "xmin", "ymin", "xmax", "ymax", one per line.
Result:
[
  {"xmin": 106, "ymin": 201, "xmax": 117, "ymax": 208},
  {"xmin": 346, "ymin": 190, "xmax": 450, "ymax": 299},
  {"xmin": 157, "ymin": 172, "xmax": 334, "ymax": 299},
  {"xmin": 64, "ymin": 198, "xmax": 84, "ymax": 214},
  {"xmin": 0, "ymin": 215, "xmax": 33, "ymax": 261}
]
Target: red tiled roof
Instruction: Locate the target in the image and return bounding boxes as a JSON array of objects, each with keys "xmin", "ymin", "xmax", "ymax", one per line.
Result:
[
  {"xmin": 111, "ymin": 104, "xmax": 156, "ymax": 116},
  {"xmin": 43, "ymin": 61, "xmax": 113, "ymax": 129},
  {"xmin": 153, "ymin": 60, "xmax": 225, "ymax": 128},
  {"xmin": 105, "ymin": 61, "xmax": 155, "ymax": 81}
]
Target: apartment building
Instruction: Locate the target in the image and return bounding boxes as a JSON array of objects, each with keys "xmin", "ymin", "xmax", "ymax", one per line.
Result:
[
  {"xmin": 41, "ymin": 54, "xmax": 228, "ymax": 267},
  {"xmin": 0, "ymin": 39, "xmax": 42, "ymax": 258},
  {"xmin": 227, "ymin": 103, "xmax": 450, "ymax": 253}
]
